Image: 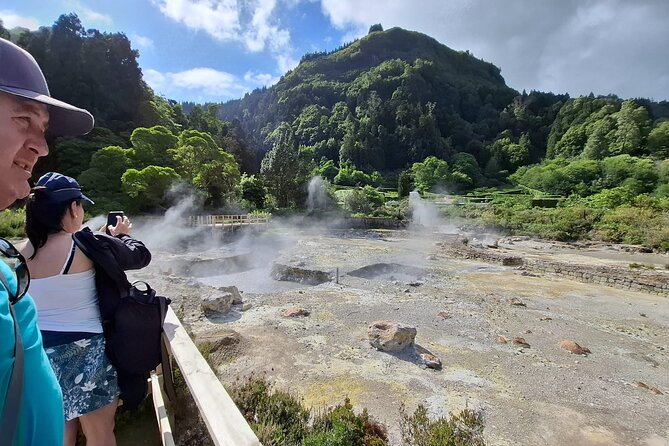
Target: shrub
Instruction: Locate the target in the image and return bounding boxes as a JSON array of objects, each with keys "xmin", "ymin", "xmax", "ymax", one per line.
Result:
[
  {"xmin": 343, "ymin": 186, "xmax": 385, "ymax": 215},
  {"xmin": 0, "ymin": 208, "xmax": 25, "ymax": 239},
  {"xmin": 231, "ymin": 376, "xmax": 388, "ymax": 446},
  {"xmin": 231, "ymin": 374, "xmax": 310, "ymax": 446},
  {"xmin": 400, "ymin": 404, "xmax": 485, "ymax": 446}
]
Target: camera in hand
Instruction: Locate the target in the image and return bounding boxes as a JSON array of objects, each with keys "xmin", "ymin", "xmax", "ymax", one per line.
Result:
[{"xmin": 106, "ymin": 211, "xmax": 124, "ymax": 235}]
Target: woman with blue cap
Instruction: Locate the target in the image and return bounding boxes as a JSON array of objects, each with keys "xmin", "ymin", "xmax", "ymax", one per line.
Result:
[{"xmin": 20, "ymin": 172, "xmax": 150, "ymax": 446}]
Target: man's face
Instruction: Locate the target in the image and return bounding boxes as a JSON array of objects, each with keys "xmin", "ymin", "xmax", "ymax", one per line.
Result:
[{"xmin": 0, "ymin": 92, "xmax": 49, "ymax": 209}]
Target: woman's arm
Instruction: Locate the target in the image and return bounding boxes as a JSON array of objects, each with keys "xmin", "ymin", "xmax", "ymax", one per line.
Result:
[{"xmin": 104, "ymin": 234, "xmax": 151, "ymax": 271}]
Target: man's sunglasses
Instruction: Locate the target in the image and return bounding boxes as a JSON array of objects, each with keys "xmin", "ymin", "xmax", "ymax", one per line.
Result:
[{"xmin": 0, "ymin": 238, "xmax": 30, "ymax": 305}]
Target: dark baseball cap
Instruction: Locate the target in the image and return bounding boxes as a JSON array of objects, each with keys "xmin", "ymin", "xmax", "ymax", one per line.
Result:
[
  {"xmin": 34, "ymin": 172, "xmax": 94, "ymax": 205},
  {"xmin": 0, "ymin": 37, "xmax": 94, "ymax": 136}
]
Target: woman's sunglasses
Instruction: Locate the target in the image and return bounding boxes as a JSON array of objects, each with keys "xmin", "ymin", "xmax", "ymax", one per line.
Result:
[{"xmin": 0, "ymin": 238, "xmax": 30, "ymax": 305}]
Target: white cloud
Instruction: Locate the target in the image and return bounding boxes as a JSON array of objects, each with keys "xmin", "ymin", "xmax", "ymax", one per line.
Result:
[
  {"xmin": 275, "ymin": 53, "xmax": 298, "ymax": 73},
  {"xmin": 153, "ymin": 0, "xmax": 240, "ymax": 41},
  {"xmin": 153, "ymin": 0, "xmax": 297, "ymax": 75},
  {"xmin": 64, "ymin": 1, "xmax": 114, "ymax": 26},
  {"xmin": 244, "ymin": 70, "xmax": 279, "ymax": 86},
  {"xmin": 80, "ymin": 7, "xmax": 114, "ymax": 26},
  {"xmin": 0, "ymin": 11, "xmax": 40, "ymax": 30},
  {"xmin": 145, "ymin": 67, "xmax": 280, "ymax": 101},
  {"xmin": 130, "ymin": 33, "xmax": 155, "ymax": 50},
  {"xmin": 318, "ymin": 0, "xmax": 669, "ymax": 100}
]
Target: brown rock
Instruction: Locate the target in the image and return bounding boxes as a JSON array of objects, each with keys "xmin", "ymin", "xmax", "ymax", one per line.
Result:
[
  {"xmin": 281, "ymin": 307, "xmax": 310, "ymax": 317},
  {"xmin": 419, "ymin": 352, "xmax": 442, "ymax": 370},
  {"xmin": 200, "ymin": 292, "xmax": 234, "ymax": 315},
  {"xmin": 539, "ymin": 317, "xmax": 552, "ymax": 321},
  {"xmin": 216, "ymin": 285, "xmax": 242, "ymax": 304},
  {"xmin": 510, "ymin": 297, "xmax": 526, "ymax": 307},
  {"xmin": 367, "ymin": 320, "xmax": 417, "ymax": 352},
  {"xmin": 633, "ymin": 381, "xmax": 649, "ymax": 389},
  {"xmin": 438, "ymin": 311, "xmax": 450, "ymax": 319},
  {"xmin": 559, "ymin": 340, "xmax": 591, "ymax": 355},
  {"xmin": 196, "ymin": 328, "xmax": 241, "ymax": 349},
  {"xmin": 524, "ymin": 330, "xmax": 532, "ymax": 334},
  {"xmin": 497, "ymin": 335, "xmax": 508, "ymax": 344},
  {"xmin": 650, "ymin": 387, "xmax": 664, "ymax": 395},
  {"xmin": 513, "ymin": 337, "xmax": 530, "ymax": 348}
]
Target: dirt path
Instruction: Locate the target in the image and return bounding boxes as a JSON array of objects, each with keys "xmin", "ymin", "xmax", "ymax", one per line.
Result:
[{"xmin": 132, "ymin": 228, "xmax": 669, "ymax": 446}]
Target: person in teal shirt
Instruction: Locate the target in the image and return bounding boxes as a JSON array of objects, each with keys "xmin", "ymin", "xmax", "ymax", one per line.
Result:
[{"xmin": 0, "ymin": 37, "xmax": 94, "ymax": 445}]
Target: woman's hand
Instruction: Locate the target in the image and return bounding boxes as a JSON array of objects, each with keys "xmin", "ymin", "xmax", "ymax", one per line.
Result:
[{"xmin": 107, "ymin": 215, "xmax": 132, "ymax": 236}]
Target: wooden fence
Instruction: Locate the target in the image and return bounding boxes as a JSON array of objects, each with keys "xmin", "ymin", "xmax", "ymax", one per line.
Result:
[{"xmin": 150, "ymin": 307, "xmax": 262, "ymax": 446}]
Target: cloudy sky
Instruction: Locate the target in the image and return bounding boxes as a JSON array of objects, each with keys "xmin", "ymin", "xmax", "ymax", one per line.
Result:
[{"xmin": 2, "ymin": 0, "xmax": 668, "ymax": 103}]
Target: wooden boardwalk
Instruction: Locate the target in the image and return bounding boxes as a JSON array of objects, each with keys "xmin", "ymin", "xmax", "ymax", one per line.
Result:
[{"xmin": 188, "ymin": 214, "xmax": 271, "ymax": 229}]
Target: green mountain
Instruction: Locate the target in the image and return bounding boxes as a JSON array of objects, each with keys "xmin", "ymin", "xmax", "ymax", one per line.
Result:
[{"xmin": 219, "ymin": 27, "xmax": 519, "ymax": 172}]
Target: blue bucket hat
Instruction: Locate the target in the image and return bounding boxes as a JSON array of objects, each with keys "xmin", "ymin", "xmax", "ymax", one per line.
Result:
[
  {"xmin": 0, "ymin": 37, "xmax": 94, "ymax": 136},
  {"xmin": 34, "ymin": 172, "xmax": 94, "ymax": 205}
]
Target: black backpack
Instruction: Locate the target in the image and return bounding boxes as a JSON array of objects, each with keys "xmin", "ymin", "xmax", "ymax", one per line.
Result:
[
  {"xmin": 106, "ymin": 281, "xmax": 171, "ymax": 374},
  {"xmin": 73, "ymin": 231, "xmax": 170, "ymax": 374}
]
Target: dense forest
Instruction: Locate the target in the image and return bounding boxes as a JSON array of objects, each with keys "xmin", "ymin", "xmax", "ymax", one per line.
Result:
[{"xmin": 2, "ymin": 16, "xmax": 669, "ymax": 248}]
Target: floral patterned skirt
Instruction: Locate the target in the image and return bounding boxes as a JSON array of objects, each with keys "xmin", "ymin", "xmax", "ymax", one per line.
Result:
[{"xmin": 45, "ymin": 334, "xmax": 121, "ymax": 421}]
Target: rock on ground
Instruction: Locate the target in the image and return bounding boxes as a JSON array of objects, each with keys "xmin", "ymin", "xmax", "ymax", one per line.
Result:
[{"xmin": 367, "ymin": 320, "xmax": 417, "ymax": 352}]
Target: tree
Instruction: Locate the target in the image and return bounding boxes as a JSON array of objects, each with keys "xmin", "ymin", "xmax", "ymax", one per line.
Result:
[
  {"xmin": 647, "ymin": 121, "xmax": 669, "ymax": 159},
  {"xmin": 122, "ymin": 166, "xmax": 181, "ymax": 212},
  {"xmin": 130, "ymin": 126, "xmax": 178, "ymax": 168},
  {"xmin": 368, "ymin": 24, "xmax": 384, "ymax": 34},
  {"xmin": 315, "ymin": 158, "xmax": 339, "ymax": 181},
  {"xmin": 610, "ymin": 100, "xmax": 651, "ymax": 155},
  {"xmin": 170, "ymin": 130, "xmax": 240, "ymax": 206},
  {"xmin": 397, "ymin": 170, "xmax": 413, "ymax": 197},
  {"xmin": 260, "ymin": 123, "xmax": 310, "ymax": 207},
  {"xmin": 411, "ymin": 156, "xmax": 450, "ymax": 192},
  {"xmin": 0, "ymin": 20, "xmax": 11, "ymax": 39},
  {"xmin": 238, "ymin": 174, "xmax": 268, "ymax": 210},
  {"xmin": 79, "ymin": 146, "xmax": 134, "ymax": 213},
  {"xmin": 450, "ymin": 152, "xmax": 482, "ymax": 188},
  {"xmin": 582, "ymin": 116, "xmax": 615, "ymax": 159}
]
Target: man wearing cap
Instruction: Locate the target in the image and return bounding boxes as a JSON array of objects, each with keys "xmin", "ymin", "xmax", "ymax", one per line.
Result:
[{"xmin": 0, "ymin": 37, "xmax": 94, "ymax": 445}]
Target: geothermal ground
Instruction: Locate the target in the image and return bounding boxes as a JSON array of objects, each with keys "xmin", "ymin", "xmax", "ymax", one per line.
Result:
[{"xmin": 131, "ymin": 225, "xmax": 669, "ymax": 446}]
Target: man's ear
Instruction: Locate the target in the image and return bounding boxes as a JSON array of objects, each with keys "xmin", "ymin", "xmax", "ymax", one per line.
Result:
[{"xmin": 69, "ymin": 201, "xmax": 79, "ymax": 217}]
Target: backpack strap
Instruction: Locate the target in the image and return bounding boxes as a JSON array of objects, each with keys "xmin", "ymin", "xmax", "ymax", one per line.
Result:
[{"xmin": 0, "ymin": 273, "xmax": 24, "ymax": 446}]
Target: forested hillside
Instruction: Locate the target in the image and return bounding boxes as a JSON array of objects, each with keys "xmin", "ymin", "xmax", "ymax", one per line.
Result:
[
  {"xmin": 2, "ymin": 16, "xmax": 669, "ymax": 249},
  {"xmin": 219, "ymin": 26, "xmax": 669, "ymax": 193}
]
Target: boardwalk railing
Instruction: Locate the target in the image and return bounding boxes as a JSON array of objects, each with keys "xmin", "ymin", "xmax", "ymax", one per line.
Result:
[
  {"xmin": 188, "ymin": 214, "xmax": 271, "ymax": 227},
  {"xmin": 150, "ymin": 307, "xmax": 262, "ymax": 446}
]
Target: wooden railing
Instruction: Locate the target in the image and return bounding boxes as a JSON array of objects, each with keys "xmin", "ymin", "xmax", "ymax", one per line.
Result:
[
  {"xmin": 188, "ymin": 214, "xmax": 271, "ymax": 227},
  {"xmin": 150, "ymin": 307, "xmax": 262, "ymax": 446}
]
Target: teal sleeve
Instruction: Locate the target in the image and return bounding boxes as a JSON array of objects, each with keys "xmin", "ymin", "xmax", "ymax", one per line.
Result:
[{"xmin": 0, "ymin": 261, "xmax": 64, "ymax": 445}]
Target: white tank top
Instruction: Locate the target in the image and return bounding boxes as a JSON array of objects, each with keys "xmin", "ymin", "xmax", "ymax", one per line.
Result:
[{"xmin": 30, "ymin": 239, "xmax": 102, "ymax": 333}]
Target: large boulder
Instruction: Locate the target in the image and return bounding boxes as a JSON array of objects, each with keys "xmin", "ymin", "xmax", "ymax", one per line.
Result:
[
  {"xmin": 368, "ymin": 320, "xmax": 416, "ymax": 352},
  {"xmin": 200, "ymin": 291, "xmax": 235, "ymax": 315},
  {"xmin": 216, "ymin": 285, "xmax": 242, "ymax": 304}
]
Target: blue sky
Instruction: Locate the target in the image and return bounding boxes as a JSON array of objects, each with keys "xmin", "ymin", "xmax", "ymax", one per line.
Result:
[{"xmin": 2, "ymin": 0, "xmax": 668, "ymax": 103}]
